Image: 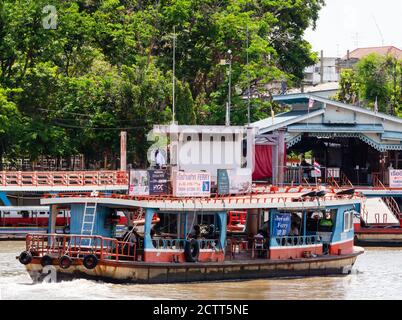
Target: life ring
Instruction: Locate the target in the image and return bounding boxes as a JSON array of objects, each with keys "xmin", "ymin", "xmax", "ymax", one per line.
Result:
[
  {"xmin": 83, "ymin": 254, "xmax": 98, "ymax": 269},
  {"xmin": 40, "ymin": 254, "xmax": 53, "ymax": 267},
  {"xmin": 63, "ymin": 225, "xmax": 70, "ymax": 234},
  {"xmin": 18, "ymin": 251, "xmax": 32, "ymax": 265},
  {"xmin": 59, "ymin": 255, "xmax": 72, "ymax": 269},
  {"xmin": 184, "ymin": 239, "xmax": 200, "ymax": 263}
]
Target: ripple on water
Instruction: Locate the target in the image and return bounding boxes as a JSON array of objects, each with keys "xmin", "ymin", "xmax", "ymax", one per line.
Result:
[{"xmin": 1, "ymin": 242, "xmax": 402, "ymax": 300}]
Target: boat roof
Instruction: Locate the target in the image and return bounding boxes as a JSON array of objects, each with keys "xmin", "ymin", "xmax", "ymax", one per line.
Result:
[
  {"xmin": 40, "ymin": 191, "xmax": 362, "ymax": 212},
  {"xmin": 0, "ymin": 206, "xmax": 50, "ymax": 211}
]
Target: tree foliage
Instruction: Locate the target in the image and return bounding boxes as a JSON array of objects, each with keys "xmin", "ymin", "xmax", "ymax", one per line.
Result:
[
  {"xmin": 0, "ymin": 0, "xmax": 324, "ymax": 168},
  {"xmin": 335, "ymin": 53, "xmax": 402, "ymax": 115}
]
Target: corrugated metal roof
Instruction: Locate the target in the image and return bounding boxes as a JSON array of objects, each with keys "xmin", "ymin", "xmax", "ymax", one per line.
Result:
[{"xmin": 251, "ymin": 111, "xmax": 305, "ymax": 128}]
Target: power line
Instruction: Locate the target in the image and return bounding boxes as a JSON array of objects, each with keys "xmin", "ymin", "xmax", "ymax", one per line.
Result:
[{"xmin": 52, "ymin": 121, "xmax": 150, "ymax": 130}]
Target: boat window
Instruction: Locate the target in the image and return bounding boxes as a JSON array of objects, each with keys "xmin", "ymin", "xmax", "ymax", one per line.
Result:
[
  {"xmin": 40, "ymin": 212, "xmax": 47, "ymax": 215},
  {"xmin": 344, "ymin": 210, "xmax": 353, "ymax": 232},
  {"xmin": 21, "ymin": 211, "xmax": 29, "ymax": 219}
]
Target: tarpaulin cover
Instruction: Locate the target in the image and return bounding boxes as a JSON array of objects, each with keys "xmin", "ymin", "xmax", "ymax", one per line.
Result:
[
  {"xmin": 252, "ymin": 145, "xmax": 273, "ymax": 179},
  {"xmin": 252, "ymin": 144, "xmax": 286, "ymax": 180}
]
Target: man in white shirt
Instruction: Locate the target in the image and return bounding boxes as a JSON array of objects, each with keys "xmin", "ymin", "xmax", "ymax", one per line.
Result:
[{"xmin": 154, "ymin": 149, "xmax": 166, "ymax": 169}]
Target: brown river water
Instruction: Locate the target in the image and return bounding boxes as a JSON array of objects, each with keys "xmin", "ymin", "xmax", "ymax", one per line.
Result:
[{"xmin": 1, "ymin": 241, "xmax": 402, "ymax": 300}]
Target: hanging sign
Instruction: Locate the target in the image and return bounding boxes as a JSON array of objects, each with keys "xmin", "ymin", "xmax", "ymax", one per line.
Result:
[
  {"xmin": 217, "ymin": 168, "xmax": 252, "ymax": 195},
  {"xmin": 129, "ymin": 170, "xmax": 149, "ymax": 195},
  {"xmin": 148, "ymin": 169, "xmax": 169, "ymax": 195},
  {"xmin": 173, "ymin": 171, "xmax": 211, "ymax": 197},
  {"xmin": 272, "ymin": 213, "xmax": 291, "ymax": 237}
]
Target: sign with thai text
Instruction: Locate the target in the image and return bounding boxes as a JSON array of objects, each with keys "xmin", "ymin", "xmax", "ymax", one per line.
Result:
[
  {"xmin": 389, "ymin": 170, "xmax": 402, "ymax": 187},
  {"xmin": 272, "ymin": 213, "xmax": 291, "ymax": 237},
  {"xmin": 173, "ymin": 171, "xmax": 211, "ymax": 197},
  {"xmin": 148, "ymin": 169, "xmax": 168, "ymax": 195}
]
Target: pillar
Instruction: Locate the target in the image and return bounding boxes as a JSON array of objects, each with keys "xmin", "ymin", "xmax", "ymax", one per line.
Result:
[
  {"xmin": 143, "ymin": 208, "xmax": 156, "ymax": 250},
  {"xmin": 247, "ymin": 209, "xmax": 259, "ymax": 235},
  {"xmin": 120, "ymin": 131, "xmax": 127, "ymax": 171},
  {"xmin": 246, "ymin": 127, "xmax": 256, "ymax": 171},
  {"xmin": 277, "ymin": 129, "xmax": 286, "ymax": 186},
  {"xmin": 47, "ymin": 205, "xmax": 58, "ymax": 234}
]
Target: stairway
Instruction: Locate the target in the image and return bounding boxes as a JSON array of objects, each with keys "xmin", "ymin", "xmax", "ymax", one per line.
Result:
[
  {"xmin": 80, "ymin": 202, "xmax": 97, "ymax": 246},
  {"xmin": 361, "ymin": 197, "xmax": 400, "ymax": 226}
]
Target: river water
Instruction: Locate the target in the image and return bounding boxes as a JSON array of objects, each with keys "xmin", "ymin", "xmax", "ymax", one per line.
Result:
[{"xmin": 1, "ymin": 241, "xmax": 401, "ymax": 300}]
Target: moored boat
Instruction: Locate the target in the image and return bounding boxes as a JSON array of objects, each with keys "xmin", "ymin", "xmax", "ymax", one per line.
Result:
[{"xmin": 18, "ymin": 189, "xmax": 364, "ymax": 284}]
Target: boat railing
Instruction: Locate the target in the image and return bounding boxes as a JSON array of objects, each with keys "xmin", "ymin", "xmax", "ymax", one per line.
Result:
[
  {"xmin": 273, "ymin": 235, "xmax": 322, "ymax": 247},
  {"xmin": 151, "ymin": 238, "xmax": 221, "ymax": 250},
  {"xmin": 43, "ymin": 191, "xmax": 362, "ymax": 205},
  {"xmin": 26, "ymin": 233, "xmax": 137, "ymax": 262}
]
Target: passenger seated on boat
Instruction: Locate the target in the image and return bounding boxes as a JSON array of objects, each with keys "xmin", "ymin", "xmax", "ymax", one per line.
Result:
[
  {"xmin": 254, "ymin": 230, "xmax": 265, "ymax": 258},
  {"xmin": 121, "ymin": 226, "xmax": 139, "ymax": 257},
  {"xmin": 189, "ymin": 225, "xmax": 201, "ymax": 239},
  {"xmin": 289, "ymin": 223, "xmax": 299, "ymax": 236}
]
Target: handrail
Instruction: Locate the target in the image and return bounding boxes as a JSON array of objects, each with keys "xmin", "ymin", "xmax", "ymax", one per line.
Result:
[
  {"xmin": 274, "ymin": 235, "xmax": 322, "ymax": 247},
  {"xmin": 26, "ymin": 233, "xmax": 136, "ymax": 262},
  {"xmin": 151, "ymin": 238, "xmax": 221, "ymax": 250},
  {"xmin": 0, "ymin": 171, "xmax": 128, "ymax": 187},
  {"xmin": 43, "ymin": 191, "xmax": 363, "ymax": 206}
]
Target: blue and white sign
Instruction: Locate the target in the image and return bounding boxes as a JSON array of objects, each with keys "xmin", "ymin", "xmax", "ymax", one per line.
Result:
[{"xmin": 272, "ymin": 213, "xmax": 291, "ymax": 236}]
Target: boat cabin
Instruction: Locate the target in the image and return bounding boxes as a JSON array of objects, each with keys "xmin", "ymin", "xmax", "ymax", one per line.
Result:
[{"xmin": 35, "ymin": 191, "xmax": 360, "ymax": 264}]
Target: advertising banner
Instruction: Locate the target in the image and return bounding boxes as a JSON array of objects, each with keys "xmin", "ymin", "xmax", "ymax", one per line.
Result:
[
  {"xmin": 173, "ymin": 171, "xmax": 211, "ymax": 197},
  {"xmin": 129, "ymin": 170, "xmax": 149, "ymax": 195},
  {"xmin": 148, "ymin": 169, "xmax": 168, "ymax": 195},
  {"xmin": 272, "ymin": 213, "xmax": 291, "ymax": 237},
  {"xmin": 217, "ymin": 168, "xmax": 252, "ymax": 195},
  {"xmin": 389, "ymin": 169, "xmax": 402, "ymax": 187}
]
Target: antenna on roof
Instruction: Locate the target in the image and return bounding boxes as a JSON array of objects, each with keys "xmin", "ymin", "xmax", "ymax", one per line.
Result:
[{"xmin": 372, "ymin": 16, "xmax": 384, "ymax": 46}]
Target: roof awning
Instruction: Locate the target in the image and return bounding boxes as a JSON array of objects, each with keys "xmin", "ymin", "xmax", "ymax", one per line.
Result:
[
  {"xmin": 287, "ymin": 123, "xmax": 384, "ymax": 133},
  {"xmin": 381, "ymin": 131, "xmax": 402, "ymax": 141}
]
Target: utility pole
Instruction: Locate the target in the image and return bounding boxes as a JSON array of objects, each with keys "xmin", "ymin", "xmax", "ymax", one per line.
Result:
[
  {"xmin": 120, "ymin": 131, "xmax": 127, "ymax": 171},
  {"xmin": 172, "ymin": 26, "xmax": 176, "ymax": 124},
  {"xmin": 246, "ymin": 25, "xmax": 251, "ymax": 126},
  {"xmin": 320, "ymin": 50, "xmax": 324, "ymax": 84},
  {"xmin": 227, "ymin": 49, "xmax": 232, "ymax": 126}
]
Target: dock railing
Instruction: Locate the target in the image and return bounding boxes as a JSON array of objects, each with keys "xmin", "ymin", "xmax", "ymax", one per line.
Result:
[{"xmin": 0, "ymin": 170, "xmax": 128, "ymax": 188}]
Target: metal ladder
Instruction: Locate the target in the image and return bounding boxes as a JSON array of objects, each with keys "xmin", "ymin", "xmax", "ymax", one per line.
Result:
[{"xmin": 80, "ymin": 202, "xmax": 97, "ymax": 247}]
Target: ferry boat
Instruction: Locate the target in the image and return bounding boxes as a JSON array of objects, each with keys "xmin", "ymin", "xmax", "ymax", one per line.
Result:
[
  {"xmin": 353, "ymin": 196, "xmax": 402, "ymax": 246},
  {"xmin": 17, "ymin": 188, "xmax": 364, "ymax": 284}
]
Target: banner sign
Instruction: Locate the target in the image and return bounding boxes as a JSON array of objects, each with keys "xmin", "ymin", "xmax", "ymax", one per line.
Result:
[
  {"xmin": 217, "ymin": 168, "xmax": 252, "ymax": 195},
  {"xmin": 173, "ymin": 171, "xmax": 211, "ymax": 197},
  {"xmin": 129, "ymin": 170, "xmax": 149, "ymax": 195},
  {"xmin": 272, "ymin": 213, "xmax": 291, "ymax": 237},
  {"xmin": 148, "ymin": 169, "xmax": 168, "ymax": 195},
  {"xmin": 389, "ymin": 169, "xmax": 402, "ymax": 187}
]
